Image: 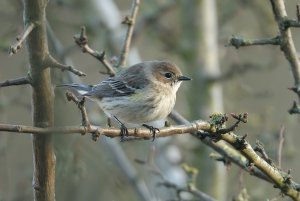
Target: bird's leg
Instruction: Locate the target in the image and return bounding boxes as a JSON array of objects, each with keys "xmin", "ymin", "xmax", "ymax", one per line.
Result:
[
  {"xmin": 113, "ymin": 116, "xmax": 129, "ymax": 141},
  {"xmin": 142, "ymin": 124, "xmax": 160, "ymax": 142}
]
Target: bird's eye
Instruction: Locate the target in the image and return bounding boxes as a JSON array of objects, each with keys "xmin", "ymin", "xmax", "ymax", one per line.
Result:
[{"xmin": 164, "ymin": 72, "xmax": 172, "ymax": 79}]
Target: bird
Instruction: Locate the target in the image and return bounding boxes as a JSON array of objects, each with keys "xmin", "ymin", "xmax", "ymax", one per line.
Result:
[{"xmin": 59, "ymin": 60, "xmax": 191, "ymax": 141}]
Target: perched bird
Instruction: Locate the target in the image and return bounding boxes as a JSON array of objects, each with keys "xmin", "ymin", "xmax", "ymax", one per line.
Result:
[{"xmin": 59, "ymin": 61, "xmax": 191, "ymax": 140}]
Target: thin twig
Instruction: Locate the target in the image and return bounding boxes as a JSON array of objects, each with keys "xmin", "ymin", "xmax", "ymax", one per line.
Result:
[
  {"xmin": 228, "ymin": 35, "xmax": 281, "ymax": 49},
  {"xmin": 277, "ymin": 125, "xmax": 285, "ymax": 169},
  {"xmin": 0, "ymin": 75, "xmax": 31, "ymax": 87},
  {"xmin": 157, "ymin": 180, "xmax": 217, "ymax": 201},
  {"xmin": 44, "ymin": 55, "xmax": 86, "ymax": 76},
  {"xmin": 65, "ymin": 91, "xmax": 90, "ymax": 129},
  {"xmin": 282, "ymin": 19, "xmax": 300, "ymax": 28},
  {"xmin": 117, "ymin": 0, "xmax": 140, "ymax": 67},
  {"xmin": 73, "ymin": 27, "xmax": 116, "ymax": 76},
  {"xmin": 254, "ymin": 140, "xmax": 275, "ymax": 166},
  {"xmin": 9, "ymin": 22, "xmax": 36, "ymax": 55}
]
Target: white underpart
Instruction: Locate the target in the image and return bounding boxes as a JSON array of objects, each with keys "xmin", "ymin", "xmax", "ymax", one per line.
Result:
[{"xmin": 91, "ymin": 81, "xmax": 181, "ymax": 124}]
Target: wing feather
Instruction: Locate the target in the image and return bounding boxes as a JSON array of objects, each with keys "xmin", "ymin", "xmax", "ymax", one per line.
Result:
[{"xmin": 84, "ymin": 63, "xmax": 150, "ymax": 98}]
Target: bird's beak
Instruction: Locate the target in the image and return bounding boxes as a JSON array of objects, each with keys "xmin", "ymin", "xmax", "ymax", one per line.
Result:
[{"xmin": 178, "ymin": 75, "xmax": 191, "ymax": 81}]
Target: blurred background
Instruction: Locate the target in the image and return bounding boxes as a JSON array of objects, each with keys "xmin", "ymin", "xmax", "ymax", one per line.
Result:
[{"xmin": 0, "ymin": 0, "xmax": 300, "ymax": 200}]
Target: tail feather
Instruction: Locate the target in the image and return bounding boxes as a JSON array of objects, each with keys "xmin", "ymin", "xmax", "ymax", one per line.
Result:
[{"xmin": 56, "ymin": 83, "xmax": 93, "ymax": 95}]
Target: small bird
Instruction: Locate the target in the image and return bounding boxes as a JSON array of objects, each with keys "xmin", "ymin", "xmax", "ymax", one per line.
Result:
[{"xmin": 60, "ymin": 61, "xmax": 191, "ymax": 140}]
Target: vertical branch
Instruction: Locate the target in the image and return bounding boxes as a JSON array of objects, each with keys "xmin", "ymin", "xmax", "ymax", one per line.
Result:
[
  {"xmin": 23, "ymin": 0, "xmax": 55, "ymax": 201},
  {"xmin": 117, "ymin": 0, "xmax": 140, "ymax": 67},
  {"xmin": 277, "ymin": 125, "xmax": 285, "ymax": 169},
  {"xmin": 270, "ymin": 0, "xmax": 300, "ymax": 94}
]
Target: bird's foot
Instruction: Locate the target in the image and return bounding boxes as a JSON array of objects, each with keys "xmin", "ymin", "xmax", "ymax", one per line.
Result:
[
  {"xmin": 113, "ymin": 116, "xmax": 129, "ymax": 142},
  {"xmin": 120, "ymin": 124, "xmax": 129, "ymax": 142},
  {"xmin": 142, "ymin": 124, "xmax": 160, "ymax": 142}
]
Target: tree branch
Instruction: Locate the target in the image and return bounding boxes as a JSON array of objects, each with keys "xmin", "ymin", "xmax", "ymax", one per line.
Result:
[
  {"xmin": 44, "ymin": 55, "xmax": 86, "ymax": 76},
  {"xmin": 65, "ymin": 91, "xmax": 90, "ymax": 128},
  {"xmin": 220, "ymin": 131, "xmax": 300, "ymax": 200},
  {"xmin": 228, "ymin": 35, "xmax": 281, "ymax": 49},
  {"xmin": 277, "ymin": 125, "xmax": 285, "ymax": 169},
  {"xmin": 0, "ymin": 120, "xmax": 210, "ymax": 138},
  {"xmin": 169, "ymin": 111, "xmax": 300, "ymax": 200},
  {"xmin": 9, "ymin": 22, "xmax": 36, "ymax": 55},
  {"xmin": 0, "ymin": 75, "xmax": 31, "ymax": 87},
  {"xmin": 23, "ymin": 0, "xmax": 55, "ymax": 200},
  {"xmin": 73, "ymin": 26, "xmax": 116, "ymax": 77},
  {"xmin": 117, "ymin": 0, "xmax": 140, "ymax": 67},
  {"xmin": 270, "ymin": 0, "xmax": 300, "ymax": 103}
]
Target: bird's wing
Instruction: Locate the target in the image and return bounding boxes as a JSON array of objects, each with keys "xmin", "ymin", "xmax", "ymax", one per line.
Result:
[
  {"xmin": 85, "ymin": 63, "xmax": 150, "ymax": 98},
  {"xmin": 84, "ymin": 78, "xmax": 136, "ymax": 97}
]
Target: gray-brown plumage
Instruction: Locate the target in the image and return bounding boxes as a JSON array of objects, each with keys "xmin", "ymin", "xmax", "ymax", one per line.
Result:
[{"xmin": 59, "ymin": 61, "xmax": 190, "ymax": 124}]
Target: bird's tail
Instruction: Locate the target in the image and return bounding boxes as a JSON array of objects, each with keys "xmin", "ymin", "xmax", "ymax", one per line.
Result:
[{"xmin": 56, "ymin": 83, "xmax": 93, "ymax": 95}]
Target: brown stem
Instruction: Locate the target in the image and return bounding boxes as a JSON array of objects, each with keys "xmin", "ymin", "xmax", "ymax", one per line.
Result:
[
  {"xmin": 117, "ymin": 0, "xmax": 140, "ymax": 67},
  {"xmin": 23, "ymin": 0, "xmax": 55, "ymax": 200},
  {"xmin": 270, "ymin": 0, "xmax": 300, "ymax": 102},
  {"xmin": 228, "ymin": 35, "xmax": 281, "ymax": 49},
  {"xmin": 9, "ymin": 22, "xmax": 36, "ymax": 55},
  {"xmin": 65, "ymin": 91, "xmax": 90, "ymax": 129},
  {"xmin": 277, "ymin": 125, "xmax": 285, "ymax": 169},
  {"xmin": 74, "ymin": 27, "xmax": 116, "ymax": 76},
  {"xmin": 169, "ymin": 111, "xmax": 300, "ymax": 200},
  {"xmin": 0, "ymin": 75, "xmax": 31, "ymax": 87},
  {"xmin": 44, "ymin": 55, "xmax": 86, "ymax": 76},
  {"xmin": 0, "ymin": 120, "xmax": 210, "ymax": 138}
]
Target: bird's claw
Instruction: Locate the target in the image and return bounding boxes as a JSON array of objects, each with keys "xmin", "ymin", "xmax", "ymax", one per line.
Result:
[
  {"xmin": 142, "ymin": 124, "xmax": 160, "ymax": 142},
  {"xmin": 120, "ymin": 123, "xmax": 129, "ymax": 142}
]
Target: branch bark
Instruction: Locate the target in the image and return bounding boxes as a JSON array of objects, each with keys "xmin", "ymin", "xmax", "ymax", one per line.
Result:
[
  {"xmin": 9, "ymin": 22, "xmax": 36, "ymax": 55},
  {"xmin": 73, "ymin": 27, "xmax": 116, "ymax": 76},
  {"xmin": 117, "ymin": 0, "xmax": 140, "ymax": 67},
  {"xmin": 23, "ymin": 0, "xmax": 55, "ymax": 200},
  {"xmin": 270, "ymin": 0, "xmax": 300, "ymax": 101},
  {"xmin": 0, "ymin": 75, "xmax": 31, "ymax": 87},
  {"xmin": 0, "ymin": 121, "xmax": 210, "ymax": 138}
]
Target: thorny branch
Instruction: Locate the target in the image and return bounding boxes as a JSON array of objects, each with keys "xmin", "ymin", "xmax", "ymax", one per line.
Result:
[
  {"xmin": 9, "ymin": 22, "xmax": 36, "ymax": 55},
  {"xmin": 73, "ymin": 26, "xmax": 116, "ymax": 76},
  {"xmin": 117, "ymin": 0, "xmax": 140, "ymax": 67}
]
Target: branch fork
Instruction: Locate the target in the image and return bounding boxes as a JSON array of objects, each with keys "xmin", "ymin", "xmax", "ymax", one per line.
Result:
[
  {"xmin": 74, "ymin": 27, "xmax": 116, "ymax": 76},
  {"xmin": 9, "ymin": 22, "xmax": 36, "ymax": 55}
]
